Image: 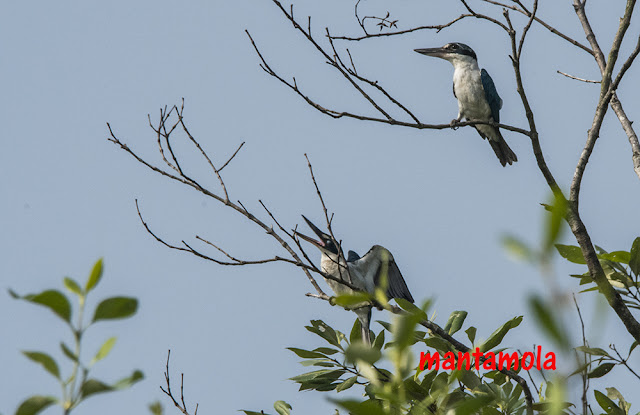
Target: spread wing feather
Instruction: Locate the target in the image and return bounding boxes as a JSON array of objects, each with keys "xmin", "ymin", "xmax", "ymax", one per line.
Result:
[{"xmin": 366, "ymin": 245, "xmax": 414, "ymax": 303}]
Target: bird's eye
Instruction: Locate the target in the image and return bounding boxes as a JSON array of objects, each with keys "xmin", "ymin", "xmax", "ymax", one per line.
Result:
[{"xmin": 451, "ymin": 44, "xmax": 458, "ymax": 49}]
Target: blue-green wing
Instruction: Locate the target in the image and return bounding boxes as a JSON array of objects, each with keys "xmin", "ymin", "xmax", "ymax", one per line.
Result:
[
  {"xmin": 481, "ymin": 69, "xmax": 502, "ymax": 123},
  {"xmin": 347, "ymin": 250, "xmax": 361, "ymax": 262}
]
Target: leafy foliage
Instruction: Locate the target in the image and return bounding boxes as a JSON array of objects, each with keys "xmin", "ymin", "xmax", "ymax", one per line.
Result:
[
  {"xmin": 243, "ymin": 310, "xmax": 544, "ymax": 415},
  {"xmin": 9, "ymin": 259, "xmax": 142, "ymax": 415},
  {"xmin": 559, "ymin": 238, "xmax": 640, "ymax": 310}
]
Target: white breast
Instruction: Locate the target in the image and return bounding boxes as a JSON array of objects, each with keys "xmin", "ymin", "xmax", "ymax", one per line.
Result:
[{"xmin": 453, "ymin": 62, "xmax": 492, "ymax": 121}]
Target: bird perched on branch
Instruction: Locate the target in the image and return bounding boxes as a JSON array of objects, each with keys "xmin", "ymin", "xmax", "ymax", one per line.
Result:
[
  {"xmin": 295, "ymin": 215, "xmax": 414, "ymax": 345},
  {"xmin": 415, "ymin": 42, "xmax": 517, "ymax": 166}
]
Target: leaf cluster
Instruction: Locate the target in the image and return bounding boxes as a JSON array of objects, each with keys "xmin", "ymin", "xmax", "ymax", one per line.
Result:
[
  {"xmin": 243, "ymin": 306, "xmax": 541, "ymax": 415},
  {"xmin": 558, "ymin": 238, "xmax": 640, "ymax": 311},
  {"xmin": 9, "ymin": 259, "xmax": 143, "ymax": 415}
]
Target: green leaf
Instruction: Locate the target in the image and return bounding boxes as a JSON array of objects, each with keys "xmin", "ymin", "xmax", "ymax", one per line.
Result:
[
  {"xmin": 598, "ymin": 251, "xmax": 631, "ymax": 264},
  {"xmin": 395, "ymin": 298, "xmax": 428, "ymax": 320},
  {"xmin": 332, "ymin": 399, "xmax": 387, "ymax": 415},
  {"xmin": 630, "ymin": 237, "xmax": 640, "ymax": 276},
  {"xmin": 148, "ymin": 401, "xmax": 163, "ymax": 415},
  {"xmin": 376, "ymin": 320, "xmax": 392, "ymax": 332},
  {"xmin": 502, "ymin": 235, "xmax": 533, "ymax": 262},
  {"xmin": 241, "ymin": 411, "xmax": 270, "ymax": 415},
  {"xmin": 350, "ymin": 318, "xmax": 362, "ymax": 344},
  {"xmin": 10, "ymin": 289, "xmax": 72, "ymax": 323},
  {"xmin": 606, "ymin": 387, "xmax": 631, "ymax": 414},
  {"xmin": 91, "ymin": 337, "xmax": 117, "ymax": 365},
  {"xmin": 629, "ymin": 340, "xmax": 638, "ymax": 355},
  {"xmin": 466, "ymin": 326, "xmax": 477, "ymax": 344},
  {"xmin": 80, "ymin": 379, "xmax": 113, "ymax": 398},
  {"xmin": 588, "ymin": 363, "xmax": 615, "ymax": 379},
  {"xmin": 313, "ymin": 347, "xmax": 338, "ymax": 356},
  {"xmin": 373, "ymin": 330, "xmax": 385, "ymax": 351},
  {"xmin": 455, "ymin": 394, "xmax": 496, "ymax": 415},
  {"xmin": 394, "ymin": 308, "xmax": 423, "ymax": 350},
  {"xmin": 345, "ymin": 343, "xmax": 381, "ymax": 365},
  {"xmin": 594, "ymin": 390, "xmax": 625, "ymax": 415},
  {"xmin": 92, "ymin": 297, "xmax": 138, "ymax": 322},
  {"xmin": 289, "ymin": 369, "xmax": 334, "ymax": 383},
  {"xmin": 60, "ymin": 342, "xmax": 78, "ymax": 362},
  {"xmin": 287, "ymin": 347, "xmax": 326, "ymax": 359},
  {"xmin": 63, "ymin": 277, "xmax": 83, "ymax": 296},
  {"xmin": 544, "ymin": 191, "xmax": 568, "ymax": 254},
  {"xmin": 85, "ymin": 258, "xmax": 104, "ymax": 292},
  {"xmin": 575, "ymin": 346, "xmax": 610, "ymax": 357},
  {"xmin": 112, "ymin": 369, "xmax": 144, "ymax": 389},
  {"xmin": 555, "ymin": 244, "xmax": 587, "ymax": 264},
  {"xmin": 300, "ymin": 358, "xmax": 333, "ymax": 367},
  {"xmin": 295, "ymin": 370, "xmax": 345, "ymax": 391},
  {"xmin": 273, "ymin": 400, "xmax": 291, "ymax": 415},
  {"xmin": 333, "ymin": 292, "xmax": 371, "ymax": 308},
  {"xmin": 22, "ymin": 351, "xmax": 60, "ymax": 379},
  {"xmin": 305, "ymin": 320, "xmax": 341, "ymax": 348},
  {"xmin": 529, "ymin": 295, "xmax": 569, "ymax": 350},
  {"xmin": 460, "ymin": 370, "xmax": 481, "ymax": 390},
  {"xmin": 424, "ymin": 337, "xmax": 453, "ymax": 353},
  {"xmin": 15, "ymin": 396, "xmax": 57, "ymax": 415},
  {"xmin": 444, "ymin": 310, "xmax": 467, "ymax": 335},
  {"xmin": 480, "ymin": 316, "xmax": 523, "ymax": 352},
  {"xmin": 336, "ymin": 376, "xmax": 357, "ymax": 392},
  {"xmin": 569, "ymin": 361, "xmax": 591, "ymax": 377}
]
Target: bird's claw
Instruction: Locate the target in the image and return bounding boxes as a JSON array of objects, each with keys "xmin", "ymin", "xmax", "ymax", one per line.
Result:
[{"xmin": 450, "ymin": 119, "xmax": 460, "ymax": 130}]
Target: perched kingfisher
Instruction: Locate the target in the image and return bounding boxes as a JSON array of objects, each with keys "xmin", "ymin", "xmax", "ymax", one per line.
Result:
[
  {"xmin": 415, "ymin": 42, "xmax": 517, "ymax": 166},
  {"xmin": 295, "ymin": 216, "xmax": 414, "ymax": 345}
]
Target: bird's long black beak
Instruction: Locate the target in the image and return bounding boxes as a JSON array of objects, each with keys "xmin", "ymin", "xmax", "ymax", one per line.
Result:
[
  {"xmin": 414, "ymin": 47, "xmax": 447, "ymax": 58},
  {"xmin": 295, "ymin": 215, "xmax": 326, "ymax": 249}
]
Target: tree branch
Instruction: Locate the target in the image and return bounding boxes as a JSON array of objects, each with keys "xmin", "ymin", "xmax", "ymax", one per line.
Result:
[{"xmin": 161, "ymin": 350, "xmax": 198, "ymax": 415}]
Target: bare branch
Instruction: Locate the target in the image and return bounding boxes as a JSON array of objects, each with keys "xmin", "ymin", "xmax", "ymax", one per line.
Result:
[
  {"xmin": 326, "ymin": 29, "xmax": 421, "ymax": 124},
  {"xmin": 109, "ymin": 111, "xmax": 330, "ymax": 297},
  {"xmin": 517, "ymin": 0, "xmax": 538, "ymax": 60},
  {"xmin": 218, "ymin": 141, "xmax": 245, "ymax": 173},
  {"xmin": 573, "ymin": 0, "xmax": 607, "ymax": 71},
  {"xmin": 502, "ymin": 10, "xmax": 558, "ymax": 190},
  {"xmin": 160, "ymin": 350, "xmax": 198, "ymax": 415},
  {"xmin": 174, "ymin": 101, "xmax": 229, "ymax": 201},
  {"xmin": 610, "ymin": 95, "xmax": 640, "ymax": 180},
  {"xmin": 610, "ymin": 33, "xmax": 640, "ymax": 92},
  {"xmin": 459, "ymin": 0, "xmax": 509, "ymax": 32},
  {"xmin": 557, "ymin": 70, "xmax": 600, "ymax": 84},
  {"xmin": 482, "ymin": 0, "xmax": 594, "ymax": 55},
  {"xmin": 330, "ymin": 14, "xmax": 472, "ymax": 41},
  {"xmin": 610, "ymin": 344, "xmax": 640, "ymax": 381},
  {"xmin": 247, "ymin": 26, "xmax": 531, "ymax": 138}
]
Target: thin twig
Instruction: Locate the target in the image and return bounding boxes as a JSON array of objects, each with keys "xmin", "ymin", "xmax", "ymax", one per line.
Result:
[
  {"xmin": 160, "ymin": 350, "xmax": 198, "ymax": 415},
  {"xmin": 330, "ymin": 14, "xmax": 472, "ymax": 41},
  {"xmin": 574, "ymin": 295, "xmax": 590, "ymax": 415},
  {"xmin": 610, "ymin": 344, "xmax": 640, "ymax": 381},
  {"xmin": 218, "ymin": 141, "xmax": 246, "ymax": 173},
  {"xmin": 557, "ymin": 70, "xmax": 600, "ymax": 84},
  {"xmin": 108, "ymin": 115, "xmax": 328, "ymax": 297}
]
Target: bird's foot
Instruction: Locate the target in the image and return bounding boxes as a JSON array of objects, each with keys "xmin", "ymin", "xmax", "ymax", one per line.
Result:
[{"xmin": 450, "ymin": 119, "xmax": 461, "ymax": 130}]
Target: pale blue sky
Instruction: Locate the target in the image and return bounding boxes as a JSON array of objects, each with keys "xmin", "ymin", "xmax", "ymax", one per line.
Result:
[{"xmin": 2, "ymin": 1, "xmax": 639, "ymax": 414}]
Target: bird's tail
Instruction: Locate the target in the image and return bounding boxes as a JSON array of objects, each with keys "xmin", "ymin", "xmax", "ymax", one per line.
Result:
[
  {"xmin": 487, "ymin": 129, "xmax": 517, "ymax": 167},
  {"xmin": 356, "ymin": 307, "xmax": 372, "ymax": 345}
]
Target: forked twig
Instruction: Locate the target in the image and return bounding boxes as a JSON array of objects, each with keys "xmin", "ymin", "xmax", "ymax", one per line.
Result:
[{"xmin": 161, "ymin": 350, "xmax": 199, "ymax": 415}]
